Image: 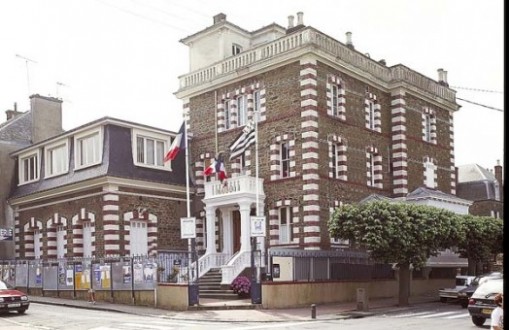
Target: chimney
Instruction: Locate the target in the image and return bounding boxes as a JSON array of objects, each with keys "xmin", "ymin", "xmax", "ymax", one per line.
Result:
[
  {"xmin": 287, "ymin": 15, "xmax": 295, "ymax": 29},
  {"xmin": 213, "ymin": 13, "xmax": 226, "ymax": 24},
  {"xmin": 29, "ymin": 94, "xmax": 64, "ymax": 143},
  {"xmin": 494, "ymin": 160, "xmax": 503, "ymax": 200},
  {"xmin": 346, "ymin": 32, "xmax": 354, "ymax": 49},
  {"xmin": 437, "ymin": 68, "xmax": 449, "ymax": 87},
  {"xmin": 296, "ymin": 12, "xmax": 304, "ymax": 26},
  {"xmin": 378, "ymin": 59, "xmax": 386, "ymax": 66},
  {"xmin": 5, "ymin": 102, "xmax": 22, "ymax": 121}
]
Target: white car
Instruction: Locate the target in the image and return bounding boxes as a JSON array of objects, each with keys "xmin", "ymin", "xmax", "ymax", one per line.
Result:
[{"xmin": 439, "ymin": 275, "xmax": 475, "ymax": 303}]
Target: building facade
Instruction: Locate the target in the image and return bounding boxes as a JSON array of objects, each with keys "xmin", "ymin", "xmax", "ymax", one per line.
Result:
[
  {"xmin": 175, "ymin": 13, "xmax": 460, "ymax": 283},
  {"xmin": 8, "ymin": 117, "xmax": 189, "ymax": 260},
  {"xmin": 1, "ymin": 95, "xmax": 64, "ymax": 259}
]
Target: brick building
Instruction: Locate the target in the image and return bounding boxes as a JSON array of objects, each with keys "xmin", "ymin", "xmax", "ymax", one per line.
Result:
[
  {"xmin": 1, "ymin": 95, "xmax": 64, "ymax": 259},
  {"xmin": 8, "ymin": 117, "xmax": 189, "ymax": 260},
  {"xmin": 175, "ymin": 13, "xmax": 461, "ymax": 283}
]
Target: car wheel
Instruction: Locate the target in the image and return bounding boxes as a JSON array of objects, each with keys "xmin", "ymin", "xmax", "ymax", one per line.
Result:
[
  {"xmin": 17, "ymin": 309, "xmax": 27, "ymax": 314},
  {"xmin": 460, "ymin": 301, "xmax": 468, "ymax": 308},
  {"xmin": 471, "ymin": 316, "xmax": 485, "ymax": 326},
  {"xmin": 440, "ymin": 297, "xmax": 447, "ymax": 303}
]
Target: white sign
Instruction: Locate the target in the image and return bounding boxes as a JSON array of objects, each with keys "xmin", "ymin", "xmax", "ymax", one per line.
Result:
[
  {"xmin": 180, "ymin": 217, "xmax": 196, "ymax": 239},
  {"xmin": 250, "ymin": 216, "xmax": 266, "ymax": 237}
]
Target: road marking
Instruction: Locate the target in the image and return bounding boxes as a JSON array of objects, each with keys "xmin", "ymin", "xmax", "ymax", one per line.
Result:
[
  {"xmin": 228, "ymin": 321, "xmax": 326, "ymax": 330},
  {"xmin": 0, "ymin": 316, "xmax": 54, "ymax": 329},
  {"xmin": 417, "ymin": 311, "xmax": 457, "ymax": 318},
  {"xmin": 444, "ymin": 313, "xmax": 470, "ymax": 319},
  {"xmin": 393, "ymin": 311, "xmax": 432, "ymax": 318}
]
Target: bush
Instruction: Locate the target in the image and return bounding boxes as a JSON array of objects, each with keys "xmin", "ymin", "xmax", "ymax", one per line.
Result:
[{"xmin": 230, "ymin": 275, "xmax": 251, "ymax": 295}]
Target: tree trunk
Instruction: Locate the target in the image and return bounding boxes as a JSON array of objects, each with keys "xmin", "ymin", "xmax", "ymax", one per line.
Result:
[
  {"xmin": 398, "ymin": 262, "xmax": 410, "ymax": 306},
  {"xmin": 467, "ymin": 259, "xmax": 476, "ymax": 275}
]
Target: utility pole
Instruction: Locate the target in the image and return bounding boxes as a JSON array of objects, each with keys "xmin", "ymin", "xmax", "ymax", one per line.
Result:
[{"xmin": 15, "ymin": 54, "xmax": 37, "ymax": 96}]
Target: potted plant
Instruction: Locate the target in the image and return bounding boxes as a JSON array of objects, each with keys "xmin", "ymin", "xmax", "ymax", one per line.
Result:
[
  {"xmin": 231, "ymin": 275, "xmax": 251, "ymax": 298},
  {"xmin": 167, "ymin": 266, "xmax": 179, "ymax": 283}
]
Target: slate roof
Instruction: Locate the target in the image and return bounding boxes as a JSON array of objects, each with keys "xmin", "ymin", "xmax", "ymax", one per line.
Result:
[
  {"xmin": 457, "ymin": 164, "xmax": 497, "ymax": 183},
  {"xmin": 0, "ymin": 111, "xmax": 32, "ymax": 142},
  {"xmin": 406, "ymin": 187, "xmax": 471, "ymax": 205},
  {"xmin": 456, "ymin": 164, "xmax": 500, "ymax": 201},
  {"xmin": 9, "ymin": 119, "xmax": 187, "ymax": 200}
]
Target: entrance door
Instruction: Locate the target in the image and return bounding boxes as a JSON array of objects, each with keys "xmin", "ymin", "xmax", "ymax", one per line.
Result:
[{"xmin": 232, "ymin": 210, "xmax": 241, "ymax": 253}]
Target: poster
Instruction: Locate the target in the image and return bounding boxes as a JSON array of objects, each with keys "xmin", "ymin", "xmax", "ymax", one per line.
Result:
[
  {"xmin": 58, "ymin": 266, "xmax": 66, "ymax": 285},
  {"xmin": 143, "ymin": 264, "xmax": 155, "ymax": 282},
  {"xmin": 133, "ymin": 263, "xmax": 143, "ymax": 284},
  {"xmin": 75, "ymin": 264, "xmax": 83, "ymax": 289},
  {"xmin": 122, "ymin": 264, "xmax": 131, "ymax": 284},
  {"xmin": 66, "ymin": 268, "xmax": 74, "ymax": 286},
  {"xmin": 35, "ymin": 266, "xmax": 42, "ymax": 284},
  {"xmin": 100, "ymin": 265, "xmax": 110, "ymax": 289}
]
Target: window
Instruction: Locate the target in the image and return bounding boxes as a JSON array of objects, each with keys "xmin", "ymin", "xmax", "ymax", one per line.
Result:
[
  {"xmin": 130, "ymin": 220, "xmax": 148, "ymax": 256},
  {"xmin": 224, "ymin": 100, "xmax": 232, "ymax": 130},
  {"xmin": 19, "ymin": 151, "xmax": 40, "ymax": 184},
  {"xmin": 239, "ymin": 154, "xmax": 247, "ymax": 174},
  {"xmin": 422, "ymin": 108, "xmax": 437, "ymax": 144},
  {"xmin": 332, "ymin": 85, "xmax": 340, "ymax": 117},
  {"xmin": 280, "ymin": 142, "xmax": 290, "ymax": 178},
  {"xmin": 83, "ymin": 222, "xmax": 92, "ymax": 258},
  {"xmin": 34, "ymin": 229, "xmax": 42, "ymax": 259},
  {"xmin": 232, "ymin": 44, "xmax": 242, "ymax": 55},
  {"xmin": 367, "ymin": 152, "xmax": 375, "ymax": 187},
  {"xmin": 45, "ymin": 140, "xmax": 69, "ymax": 177},
  {"xmin": 424, "ymin": 159, "xmax": 436, "ymax": 188},
  {"xmin": 237, "ymin": 95, "xmax": 247, "ymax": 127},
  {"xmin": 75, "ymin": 128, "xmax": 102, "ymax": 169},
  {"xmin": 136, "ymin": 136, "xmax": 165, "ymax": 166},
  {"xmin": 424, "ymin": 114, "xmax": 432, "ymax": 142},
  {"xmin": 279, "ymin": 207, "xmax": 292, "ymax": 244},
  {"xmin": 56, "ymin": 225, "xmax": 66, "ymax": 259},
  {"xmin": 367, "ymin": 100, "xmax": 376, "ymax": 130}
]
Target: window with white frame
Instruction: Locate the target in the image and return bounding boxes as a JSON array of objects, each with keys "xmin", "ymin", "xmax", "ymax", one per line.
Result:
[
  {"xmin": 224, "ymin": 100, "xmax": 232, "ymax": 130},
  {"xmin": 332, "ymin": 84, "xmax": 340, "ymax": 117},
  {"xmin": 280, "ymin": 142, "xmax": 290, "ymax": 178},
  {"xmin": 424, "ymin": 113, "xmax": 432, "ymax": 142},
  {"xmin": 367, "ymin": 152, "xmax": 375, "ymax": 187},
  {"xmin": 34, "ymin": 229, "xmax": 42, "ymax": 259},
  {"xmin": 424, "ymin": 159, "xmax": 436, "ymax": 188},
  {"xmin": 253, "ymin": 90, "xmax": 261, "ymax": 122},
  {"xmin": 74, "ymin": 128, "xmax": 102, "ymax": 169},
  {"xmin": 45, "ymin": 140, "xmax": 69, "ymax": 177},
  {"xmin": 19, "ymin": 151, "xmax": 40, "ymax": 184},
  {"xmin": 279, "ymin": 207, "xmax": 292, "ymax": 244},
  {"xmin": 239, "ymin": 154, "xmax": 247, "ymax": 174},
  {"xmin": 133, "ymin": 129, "xmax": 170, "ymax": 168},
  {"xmin": 130, "ymin": 220, "xmax": 148, "ymax": 256},
  {"xmin": 331, "ymin": 144, "xmax": 338, "ymax": 178},
  {"xmin": 367, "ymin": 99, "xmax": 376, "ymax": 130},
  {"xmin": 232, "ymin": 43, "xmax": 242, "ymax": 55},
  {"xmin": 83, "ymin": 222, "xmax": 92, "ymax": 258},
  {"xmin": 56, "ymin": 225, "xmax": 66, "ymax": 259},
  {"xmin": 237, "ymin": 94, "xmax": 247, "ymax": 127}
]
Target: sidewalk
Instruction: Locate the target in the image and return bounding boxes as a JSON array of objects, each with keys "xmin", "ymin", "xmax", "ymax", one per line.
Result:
[{"xmin": 29, "ymin": 293, "xmax": 439, "ymax": 322}]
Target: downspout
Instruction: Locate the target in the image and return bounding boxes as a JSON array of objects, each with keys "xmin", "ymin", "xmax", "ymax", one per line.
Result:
[{"xmin": 215, "ymin": 91, "xmax": 219, "ymax": 155}]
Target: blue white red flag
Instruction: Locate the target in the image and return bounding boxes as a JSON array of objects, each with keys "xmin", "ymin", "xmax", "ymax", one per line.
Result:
[
  {"xmin": 164, "ymin": 123, "xmax": 185, "ymax": 162},
  {"xmin": 204, "ymin": 157, "xmax": 227, "ymax": 181}
]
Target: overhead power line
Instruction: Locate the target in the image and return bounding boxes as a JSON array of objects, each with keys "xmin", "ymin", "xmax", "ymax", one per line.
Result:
[
  {"xmin": 456, "ymin": 97, "xmax": 503, "ymax": 112},
  {"xmin": 451, "ymin": 86, "xmax": 503, "ymax": 94}
]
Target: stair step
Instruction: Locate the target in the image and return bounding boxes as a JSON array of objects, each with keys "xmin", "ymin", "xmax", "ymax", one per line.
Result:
[
  {"xmin": 199, "ymin": 289, "xmax": 236, "ymax": 294},
  {"xmin": 188, "ymin": 304, "xmax": 260, "ymax": 310},
  {"xmin": 200, "ymin": 293, "xmax": 242, "ymax": 299}
]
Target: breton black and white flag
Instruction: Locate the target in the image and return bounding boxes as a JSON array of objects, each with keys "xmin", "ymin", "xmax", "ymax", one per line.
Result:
[{"xmin": 229, "ymin": 121, "xmax": 256, "ymax": 160}]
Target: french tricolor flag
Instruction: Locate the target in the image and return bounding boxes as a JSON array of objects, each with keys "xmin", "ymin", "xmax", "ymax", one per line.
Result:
[
  {"xmin": 204, "ymin": 157, "xmax": 227, "ymax": 181},
  {"xmin": 164, "ymin": 124, "xmax": 185, "ymax": 163}
]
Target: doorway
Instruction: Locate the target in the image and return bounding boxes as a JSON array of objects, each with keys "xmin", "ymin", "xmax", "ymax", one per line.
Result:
[{"xmin": 232, "ymin": 210, "xmax": 241, "ymax": 253}]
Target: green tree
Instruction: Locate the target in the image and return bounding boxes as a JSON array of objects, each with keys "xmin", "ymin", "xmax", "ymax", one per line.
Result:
[
  {"xmin": 329, "ymin": 201, "xmax": 459, "ymax": 306},
  {"xmin": 456, "ymin": 215, "xmax": 504, "ymax": 275}
]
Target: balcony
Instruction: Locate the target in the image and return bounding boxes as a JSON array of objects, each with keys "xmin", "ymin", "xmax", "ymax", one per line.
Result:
[
  {"xmin": 176, "ymin": 27, "xmax": 456, "ymax": 105},
  {"xmin": 203, "ymin": 175, "xmax": 265, "ymax": 206}
]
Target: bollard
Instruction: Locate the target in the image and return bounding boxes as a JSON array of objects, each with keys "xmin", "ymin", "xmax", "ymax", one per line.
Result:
[{"xmin": 311, "ymin": 304, "xmax": 316, "ymax": 319}]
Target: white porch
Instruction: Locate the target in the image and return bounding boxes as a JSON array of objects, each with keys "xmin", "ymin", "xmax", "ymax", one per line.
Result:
[{"xmin": 197, "ymin": 175, "xmax": 265, "ymax": 285}]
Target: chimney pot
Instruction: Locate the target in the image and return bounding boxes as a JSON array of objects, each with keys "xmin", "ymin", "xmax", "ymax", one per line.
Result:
[
  {"xmin": 437, "ymin": 68, "xmax": 444, "ymax": 82},
  {"xmin": 288, "ymin": 15, "xmax": 295, "ymax": 28},
  {"xmin": 297, "ymin": 12, "xmax": 304, "ymax": 25},
  {"xmin": 346, "ymin": 32, "xmax": 354, "ymax": 49},
  {"xmin": 213, "ymin": 13, "xmax": 226, "ymax": 24}
]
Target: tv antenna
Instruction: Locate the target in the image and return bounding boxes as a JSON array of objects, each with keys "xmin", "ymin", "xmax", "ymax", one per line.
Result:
[
  {"xmin": 15, "ymin": 54, "xmax": 37, "ymax": 96},
  {"xmin": 56, "ymin": 81, "xmax": 69, "ymax": 98}
]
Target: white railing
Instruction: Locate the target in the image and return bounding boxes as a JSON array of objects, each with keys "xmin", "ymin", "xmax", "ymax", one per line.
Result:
[
  {"xmin": 221, "ymin": 250, "xmax": 251, "ymax": 285},
  {"xmin": 178, "ymin": 28, "xmax": 455, "ymax": 103},
  {"xmin": 204, "ymin": 175, "xmax": 264, "ymax": 200},
  {"xmin": 193, "ymin": 252, "xmax": 229, "ymax": 279}
]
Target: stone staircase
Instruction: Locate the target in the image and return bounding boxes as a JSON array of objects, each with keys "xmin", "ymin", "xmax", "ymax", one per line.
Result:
[{"xmin": 198, "ymin": 268, "xmax": 240, "ymax": 300}]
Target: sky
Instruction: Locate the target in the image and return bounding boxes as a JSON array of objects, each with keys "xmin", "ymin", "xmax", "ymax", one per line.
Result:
[{"xmin": 0, "ymin": 0, "xmax": 504, "ymax": 171}]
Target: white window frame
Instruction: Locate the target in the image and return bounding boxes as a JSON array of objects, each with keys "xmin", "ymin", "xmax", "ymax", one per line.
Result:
[
  {"xmin": 34, "ymin": 228, "xmax": 42, "ymax": 259},
  {"xmin": 332, "ymin": 143, "xmax": 338, "ymax": 179},
  {"xmin": 368, "ymin": 99, "xmax": 376, "ymax": 130},
  {"xmin": 280, "ymin": 142, "xmax": 290, "ymax": 178},
  {"xmin": 253, "ymin": 90, "xmax": 261, "ymax": 123},
  {"xmin": 45, "ymin": 139, "xmax": 69, "ymax": 178},
  {"xmin": 232, "ymin": 43, "xmax": 242, "ymax": 55},
  {"xmin": 56, "ymin": 225, "xmax": 66, "ymax": 259},
  {"xmin": 237, "ymin": 94, "xmax": 247, "ymax": 127},
  {"xmin": 424, "ymin": 160, "xmax": 436, "ymax": 188},
  {"xmin": 83, "ymin": 222, "xmax": 92, "ymax": 258},
  {"xmin": 132, "ymin": 128, "xmax": 171, "ymax": 170},
  {"xmin": 224, "ymin": 100, "xmax": 232, "ymax": 130},
  {"xmin": 278, "ymin": 207, "xmax": 292, "ymax": 244},
  {"xmin": 130, "ymin": 220, "xmax": 148, "ymax": 256},
  {"xmin": 368, "ymin": 152, "xmax": 375, "ymax": 187},
  {"xmin": 74, "ymin": 127, "xmax": 103, "ymax": 170},
  {"xmin": 332, "ymin": 84, "xmax": 340, "ymax": 117},
  {"xmin": 18, "ymin": 150, "xmax": 40, "ymax": 185}
]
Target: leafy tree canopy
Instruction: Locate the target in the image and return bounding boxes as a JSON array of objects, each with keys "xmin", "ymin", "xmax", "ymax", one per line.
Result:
[{"xmin": 456, "ymin": 215, "xmax": 504, "ymax": 262}]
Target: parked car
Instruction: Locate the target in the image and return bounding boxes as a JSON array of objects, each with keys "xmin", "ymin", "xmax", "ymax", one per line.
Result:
[
  {"xmin": 467, "ymin": 277, "xmax": 503, "ymax": 326},
  {"xmin": 0, "ymin": 280, "xmax": 30, "ymax": 314},
  {"xmin": 458, "ymin": 272, "xmax": 503, "ymax": 308},
  {"xmin": 439, "ymin": 275, "xmax": 475, "ymax": 303}
]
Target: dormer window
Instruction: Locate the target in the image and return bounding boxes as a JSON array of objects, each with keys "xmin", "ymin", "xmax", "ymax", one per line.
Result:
[
  {"xmin": 19, "ymin": 150, "xmax": 40, "ymax": 185},
  {"xmin": 74, "ymin": 128, "xmax": 102, "ymax": 170},
  {"xmin": 232, "ymin": 43, "xmax": 242, "ymax": 56},
  {"xmin": 45, "ymin": 139, "xmax": 69, "ymax": 178},
  {"xmin": 132, "ymin": 128, "xmax": 171, "ymax": 170}
]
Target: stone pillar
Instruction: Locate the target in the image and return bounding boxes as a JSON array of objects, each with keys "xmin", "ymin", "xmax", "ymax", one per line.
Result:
[
  {"xmin": 222, "ymin": 208, "xmax": 234, "ymax": 255},
  {"xmin": 205, "ymin": 206, "xmax": 217, "ymax": 254},
  {"xmin": 239, "ymin": 201, "xmax": 252, "ymax": 252}
]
